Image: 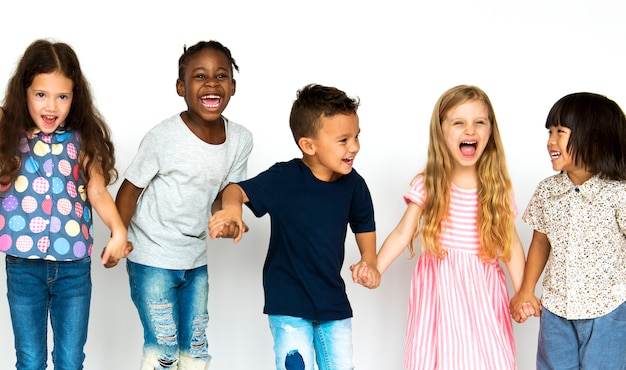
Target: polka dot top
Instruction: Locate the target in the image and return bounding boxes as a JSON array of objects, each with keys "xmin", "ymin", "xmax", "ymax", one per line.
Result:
[{"xmin": 0, "ymin": 127, "xmax": 93, "ymax": 261}]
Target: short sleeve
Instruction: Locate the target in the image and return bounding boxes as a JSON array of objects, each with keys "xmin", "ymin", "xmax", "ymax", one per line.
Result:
[
  {"xmin": 124, "ymin": 131, "xmax": 160, "ymax": 188},
  {"xmin": 522, "ymin": 184, "xmax": 548, "ymax": 234},
  {"xmin": 404, "ymin": 174, "xmax": 425, "ymax": 207}
]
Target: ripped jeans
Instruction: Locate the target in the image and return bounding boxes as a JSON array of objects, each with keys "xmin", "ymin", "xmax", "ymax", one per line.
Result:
[
  {"xmin": 127, "ymin": 260, "xmax": 211, "ymax": 370},
  {"xmin": 268, "ymin": 315, "xmax": 354, "ymax": 370}
]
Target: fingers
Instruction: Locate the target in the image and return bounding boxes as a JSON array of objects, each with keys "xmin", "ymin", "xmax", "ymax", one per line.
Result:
[
  {"xmin": 350, "ymin": 262, "xmax": 368, "ymax": 284},
  {"xmin": 512, "ymin": 302, "xmax": 538, "ymax": 323},
  {"xmin": 124, "ymin": 242, "xmax": 134, "ymax": 257}
]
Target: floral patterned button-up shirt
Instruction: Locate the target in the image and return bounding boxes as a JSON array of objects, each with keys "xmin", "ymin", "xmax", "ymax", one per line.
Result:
[{"xmin": 523, "ymin": 172, "xmax": 626, "ymax": 320}]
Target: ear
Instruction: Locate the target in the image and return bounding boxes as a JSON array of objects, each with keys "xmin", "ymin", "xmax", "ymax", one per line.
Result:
[
  {"xmin": 231, "ymin": 79, "xmax": 236, "ymax": 96},
  {"xmin": 298, "ymin": 137, "xmax": 315, "ymax": 155},
  {"xmin": 176, "ymin": 79, "xmax": 185, "ymax": 97}
]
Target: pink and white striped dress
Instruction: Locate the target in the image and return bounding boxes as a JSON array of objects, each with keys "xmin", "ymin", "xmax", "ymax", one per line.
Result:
[{"xmin": 402, "ymin": 175, "xmax": 515, "ymax": 370}]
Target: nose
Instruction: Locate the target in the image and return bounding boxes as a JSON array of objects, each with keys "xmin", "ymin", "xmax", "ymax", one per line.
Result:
[
  {"xmin": 44, "ymin": 97, "xmax": 57, "ymax": 112},
  {"xmin": 350, "ymin": 139, "xmax": 360, "ymax": 154},
  {"xmin": 204, "ymin": 77, "xmax": 219, "ymax": 87},
  {"xmin": 464, "ymin": 123, "xmax": 476, "ymax": 134}
]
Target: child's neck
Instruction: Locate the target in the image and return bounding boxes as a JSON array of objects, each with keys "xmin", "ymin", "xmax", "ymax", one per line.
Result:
[
  {"xmin": 181, "ymin": 112, "xmax": 225, "ymax": 144},
  {"xmin": 565, "ymin": 169, "xmax": 593, "ymax": 186},
  {"xmin": 451, "ymin": 167, "xmax": 478, "ymax": 189}
]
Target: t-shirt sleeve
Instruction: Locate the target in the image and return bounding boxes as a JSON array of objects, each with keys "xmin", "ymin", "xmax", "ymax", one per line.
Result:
[
  {"xmin": 123, "ymin": 131, "xmax": 160, "ymax": 188},
  {"xmin": 349, "ymin": 176, "xmax": 376, "ymax": 233},
  {"xmin": 222, "ymin": 124, "xmax": 254, "ymax": 190},
  {"xmin": 238, "ymin": 163, "xmax": 281, "ymax": 218},
  {"xmin": 404, "ymin": 174, "xmax": 425, "ymax": 207}
]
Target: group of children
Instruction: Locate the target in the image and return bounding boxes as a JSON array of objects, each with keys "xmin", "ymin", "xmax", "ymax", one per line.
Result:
[{"xmin": 0, "ymin": 38, "xmax": 624, "ymax": 370}]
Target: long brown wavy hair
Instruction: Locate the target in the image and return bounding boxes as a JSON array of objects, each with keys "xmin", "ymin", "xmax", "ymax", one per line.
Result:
[
  {"xmin": 410, "ymin": 85, "xmax": 515, "ymax": 262},
  {"xmin": 0, "ymin": 39, "xmax": 117, "ymax": 187}
]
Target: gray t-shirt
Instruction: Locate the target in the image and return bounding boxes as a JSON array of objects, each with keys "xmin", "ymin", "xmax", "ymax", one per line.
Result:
[{"xmin": 125, "ymin": 113, "xmax": 253, "ymax": 269}]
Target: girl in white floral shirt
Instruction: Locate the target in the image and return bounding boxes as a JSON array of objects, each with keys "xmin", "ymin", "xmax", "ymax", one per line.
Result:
[{"xmin": 510, "ymin": 92, "xmax": 626, "ymax": 369}]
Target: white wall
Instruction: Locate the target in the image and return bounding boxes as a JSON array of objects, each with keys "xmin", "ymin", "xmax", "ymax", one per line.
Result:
[{"xmin": 1, "ymin": 1, "xmax": 624, "ymax": 369}]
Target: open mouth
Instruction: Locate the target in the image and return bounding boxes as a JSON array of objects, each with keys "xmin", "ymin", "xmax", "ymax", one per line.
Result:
[
  {"xmin": 550, "ymin": 151, "xmax": 561, "ymax": 159},
  {"xmin": 343, "ymin": 157, "xmax": 354, "ymax": 165},
  {"xmin": 460, "ymin": 141, "xmax": 477, "ymax": 156},
  {"xmin": 42, "ymin": 115, "xmax": 57, "ymax": 125},
  {"xmin": 201, "ymin": 94, "xmax": 221, "ymax": 108}
]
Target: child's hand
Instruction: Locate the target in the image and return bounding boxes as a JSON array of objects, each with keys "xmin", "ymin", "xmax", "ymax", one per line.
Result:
[
  {"xmin": 209, "ymin": 209, "xmax": 245, "ymax": 243},
  {"xmin": 101, "ymin": 236, "xmax": 133, "ymax": 269},
  {"xmin": 216, "ymin": 220, "xmax": 249, "ymax": 239},
  {"xmin": 510, "ymin": 292, "xmax": 541, "ymax": 323},
  {"xmin": 350, "ymin": 261, "xmax": 381, "ymax": 289}
]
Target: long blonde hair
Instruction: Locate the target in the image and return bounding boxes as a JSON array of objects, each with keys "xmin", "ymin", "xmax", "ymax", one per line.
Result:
[{"xmin": 410, "ymin": 85, "xmax": 515, "ymax": 261}]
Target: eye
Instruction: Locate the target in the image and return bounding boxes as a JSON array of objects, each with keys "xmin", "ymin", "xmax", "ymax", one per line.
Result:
[
  {"xmin": 35, "ymin": 92, "xmax": 45, "ymax": 98},
  {"xmin": 194, "ymin": 73, "xmax": 207, "ymax": 80},
  {"xmin": 216, "ymin": 73, "xmax": 228, "ymax": 79},
  {"xmin": 59, "ymin": 95, "xmax": 69, "ymax": 101}
]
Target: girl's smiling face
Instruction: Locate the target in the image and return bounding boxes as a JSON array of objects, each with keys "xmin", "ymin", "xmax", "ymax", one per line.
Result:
[
  {"xmin": 547, "ymin": 124, "xmax": 592, "ymax": 185},
  {"xmin": 27, "ymin": 72, "xmax": 73, "ymax": 134},
  {"xmin": 441, "ymin": 99, "xmax": 492, "ymax": 171}
]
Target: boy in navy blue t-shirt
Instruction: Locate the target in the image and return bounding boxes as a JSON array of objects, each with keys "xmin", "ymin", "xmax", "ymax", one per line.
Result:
[{"xmin": 209, "ymin": 83, "xmax": 379, "ymax": 370}]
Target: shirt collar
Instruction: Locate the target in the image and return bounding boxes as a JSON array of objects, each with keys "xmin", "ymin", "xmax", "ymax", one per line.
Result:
[
  {"xmin": 28, "ymin": 125, "xmax": 71, "ymax": 144},
  {"xmin": 553, "ymin": 171, "xmax": 601, "ymax": 200}
]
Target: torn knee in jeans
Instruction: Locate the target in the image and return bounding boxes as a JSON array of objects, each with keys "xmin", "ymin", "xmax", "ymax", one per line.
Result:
[
  {"xmin": 142, "ymin": 349, "xmax": 178, "ymax": 370},
  {"xmin": 285, "ymin": 350, "xmax": 305, "ymax": 370},
  {"xmin": 157, "ymin": 354, "xmax": 177, "ymax": 368},
  {"xmin": 189, "ymin": 314, "xmax": 209, "ymax": 357},
  {"xmin": 149, "ymin": 301, "xmax": 178, "ymax": 347}
]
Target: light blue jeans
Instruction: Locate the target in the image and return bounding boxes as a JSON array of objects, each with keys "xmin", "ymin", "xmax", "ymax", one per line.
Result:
[
  {"xmin": 5, "ymin": 255, "xmax": 92, "ymax": 370},
  {"xmin": 127, "ymin": 260, "xmax": 211, "ymax": 370},
  {"xmin": 537, "ymin": 301, "xmax": 626, "ymax": 370},
  {"xmin": 268, "ymin": 315, "xmax": 354, "ymax": 370}
]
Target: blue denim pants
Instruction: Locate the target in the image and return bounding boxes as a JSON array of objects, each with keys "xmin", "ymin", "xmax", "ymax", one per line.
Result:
[
  {"xmin": 127, "ymin": 260, "xmax": 211, "ymax": 370},
  {"xmin": 537, "ymin": 301, "xmax": 626, "ymax": 370},
  {"xmin": 5, "ymin": 255, "xmax": 91, "ymax": 370},
  {"xmin": 268, "ymin": 315, "xmax": 354, "ymax": 370}
]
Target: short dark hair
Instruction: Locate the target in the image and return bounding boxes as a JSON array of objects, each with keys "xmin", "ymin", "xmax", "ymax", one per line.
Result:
[
  {"xmin": 289, "ymin": 84, "xmax": 359, "ymax": 144},
  {"xmin": 178, "ymin": 40, "xmax": 238, "ymax": 80},
  {"xmin": 545, "ymin": 92, "xmax": 626, "ymax": 180}
]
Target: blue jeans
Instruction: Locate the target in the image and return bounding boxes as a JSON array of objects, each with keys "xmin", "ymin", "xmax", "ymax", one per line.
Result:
[
  {"xmin": 5, "ymin": 255, "xmax": 92, "ymax": 370},
  {"xmin": 127, "ymin": 260, "xmax": 211, "ymax": 370},
  {"xmin": 268, "ymin": 315, "xmax": 354, "ymax": 370},
  {"xmin": 537, "ymin": 302, "xmax": 626, "ymax": 370}
]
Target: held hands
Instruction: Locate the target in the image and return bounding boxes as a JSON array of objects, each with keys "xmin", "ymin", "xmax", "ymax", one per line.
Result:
[
  {"xmin": 209, "ymin": 208, "xmax": 247, "ymax": 243},
  {"xmin": 350, "ymin": 261, "xmax": 381, "ymax": 289},
  {"xmin": 509, "ymin": 292, "xmax": 542, "ymax": 323},
  {"xmin": 100, "ymin": 235, "xmax": 133, "ymax": 269}
]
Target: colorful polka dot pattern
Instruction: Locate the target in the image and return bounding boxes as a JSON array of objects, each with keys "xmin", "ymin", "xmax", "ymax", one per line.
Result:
[{"xmin": 0, "ymin": 128, "xmax": 93, "ymax": 261}]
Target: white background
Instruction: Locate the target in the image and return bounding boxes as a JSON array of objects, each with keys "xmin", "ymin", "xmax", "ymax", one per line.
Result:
[{"xmin": 1, "ymin": 1, "xmax": 625, "ymax": 369}]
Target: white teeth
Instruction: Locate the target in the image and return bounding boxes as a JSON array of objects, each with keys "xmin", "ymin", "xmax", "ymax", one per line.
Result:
[
  {"xmin": 551, "ymin": 152, "xmax": 561, "ymax": 158},
  {"xmin": 461, "ymin": 141, "xmax": 476, "ymax": 145}
]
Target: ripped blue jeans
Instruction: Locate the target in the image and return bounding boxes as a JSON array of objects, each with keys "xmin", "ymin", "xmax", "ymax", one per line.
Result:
[
  {"xmin": 268, "ymin": 315, "xmax": 354, "ymax": 370},
  {"xmin": 127, "ymin": 260, "xmax": 211, "ymax": 370}
]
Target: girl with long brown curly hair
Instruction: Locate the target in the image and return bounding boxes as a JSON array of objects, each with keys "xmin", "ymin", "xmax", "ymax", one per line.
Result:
[{"xmin": 0, "ymin": 39, "xmax": 129, "ymax": 369}]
